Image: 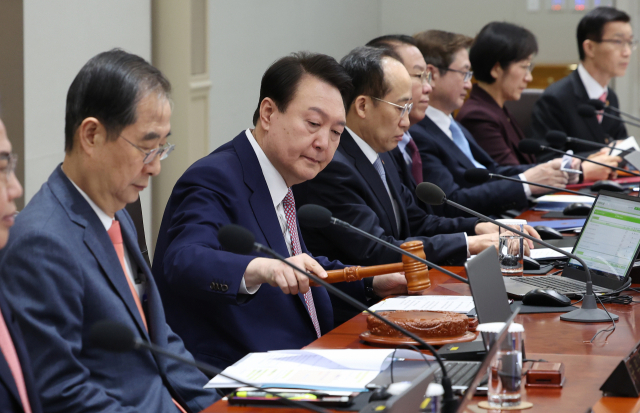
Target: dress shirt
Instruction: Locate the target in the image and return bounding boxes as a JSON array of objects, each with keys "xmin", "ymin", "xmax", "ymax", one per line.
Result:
[
  {"xmin": 425, "ymin": 106, "xmax": 532, "ymax": 197},
  {"xmin": 577, "ymin": 64, "xmax": 608, "ymax": 101},
  {"xmin": 64, "ymin": 171, "xmax": 143, "ymax": 299},
  {"xmin": 398, "ymin": 132, "xmax": 413, "ymax": 166},
  {"xmin": 243, "ymin": 128, "xmax": 296, "ymax": 294}
]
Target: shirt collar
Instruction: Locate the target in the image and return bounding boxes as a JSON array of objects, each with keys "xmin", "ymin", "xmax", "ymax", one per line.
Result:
[
  {"xmin": 345, "ymin": 126, "xmax": 379, "ymax": 164},
  {"xmin": 245, "ymin": 128, "xmax": 289, "ymax": 208},
  {"xmin": 577, "ymin": 64, "xmax": 608, "ymax": 100},
  {"xmin": 63, "ymin": 171, "xmax": 114, "ymax": 231},
  {"xmin": 426, "ymin": 106, "xmax": 454, "ymax": 140},
  {"xmin": 398, "ymin": 131, "xmax": 411, "ymax": 153}
]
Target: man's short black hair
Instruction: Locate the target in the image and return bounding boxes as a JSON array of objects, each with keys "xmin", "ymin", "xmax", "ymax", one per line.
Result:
[
  {"xmin": 577, "ymin": 6, "xmax": 630, "ymax": 61},
  {"xmin": 339, "ymin": 46, "xmax": 403, "ymax": 110},
  {"xmin": 470, "ymin": 22, "xmax": 538, "ymax": 84},
  {"xmin": 366, "ymin": 34, "xmax": 417, "ymax": 49},
  {"xmin": 252, "ymin": 52, "xmax": 353, "ymax": 126},
  {"xmin": 65, "ymin": 48, "xmax": 171, "ymax": 153}
]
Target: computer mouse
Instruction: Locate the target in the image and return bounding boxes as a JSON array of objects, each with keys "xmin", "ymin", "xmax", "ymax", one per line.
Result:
[
  {"xmin": 534, "ymin": 225, "xmax": 564, "ymax": 240},
  {"xmin": 563, "ymin": 202, "xmax": 591, "ymax": 216},
  {"xmin": 590, "ymin": 180, "xmax": 625, "ymax": 193},
  {"xmin": 523, "ymin": 255, "xmax": 541, "ymax": 271},
  {"xmin": 522, "ymin": 288, "xmax": 572, "ymax": 307}
]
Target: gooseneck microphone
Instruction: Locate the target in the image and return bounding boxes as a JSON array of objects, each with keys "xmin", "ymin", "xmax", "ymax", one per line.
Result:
[
  {"xmin": 578, "ymin": 104, "xmax": 640, "ymax": 129},
  {"xmin": 519, "ymin": 139, "xmax": 640, "ymax": 177},
  {"xmin": 545, "ymin": 130, "xmax": 610, "ymax": 150},
  {"xmin": 415, "ymin": 182, "xmax": 618, "ymax": 323},
  {"xmin": 587, "ymin": 99, "xmax": 640, "ymax": 123},
  {"xmin": 296, "ymin": 204, "xmax": 469, "ymax": 284},
  {"xmin": 463, "ymin": 168, "xmax": 596, "ymax": 198},
  {"xmin": 218, "ymin": 223, "xmax": 460, "ymax": 412},
  {"xmin": 89, "ymin": 321, "xmax": 330, "ymax": 413}
]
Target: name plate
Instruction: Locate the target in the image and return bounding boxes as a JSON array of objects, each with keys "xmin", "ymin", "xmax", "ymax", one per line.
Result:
[{"xmin": 601, "ymin": 340, "xmax": 640, "ymax": 397}]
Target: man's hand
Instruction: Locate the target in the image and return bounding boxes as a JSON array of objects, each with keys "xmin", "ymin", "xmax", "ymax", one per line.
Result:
[
  {"xmin": 372, "ymin": 272, "xmax": 411, "ymax": 298},
  {"xmin": 474, "ymin": 222, "xmax": 539, "ymax": 250},
  {"xmin": 522, "ymin": 158, "xmax": 569, "ymax": 195},
  {"xmin": 583, "ymin": 149, "xmax": 622, "ymax": 181},
  {"xmin": 568, "ymin": 158, "xmax": 582, "ymax": 184},
  {"xmin": 468, "ymin": 233, "xmax": 499, "ymax": 255},
  {"xmin": 244, "ymin": 254, "xmax": 327, "ymax": 295}
]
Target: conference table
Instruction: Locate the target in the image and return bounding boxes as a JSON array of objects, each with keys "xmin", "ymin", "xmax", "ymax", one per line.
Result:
[{"xmin": 204, "ymin": 209, "xmax": 640, "ymax": 413}]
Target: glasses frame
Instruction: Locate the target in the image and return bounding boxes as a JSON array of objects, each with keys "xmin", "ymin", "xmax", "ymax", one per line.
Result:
[
  {"xmin": 119, "ymin": 135, "xmax": 175, "ymax": 164},
  {"xmin": 370, "ymin": 96, "xmax": 414, "ymax": 118},
  {"xmin": 411, "ymin": 70, "xmax": 433, "ymax": 86},
  {"xmin": 442, "ymin": 67, "xmax": 474, "ymax": 82},
  {"xmin": 519, "ymin": 62, "xmax": 535, "ymax": 73},
  {"xmin": 0, "ymin": 153, "xmax": 17, "ymax": 180},
  {"xmin": 597, "ymin": 38, "xmax": 638, "ymax": 51}
]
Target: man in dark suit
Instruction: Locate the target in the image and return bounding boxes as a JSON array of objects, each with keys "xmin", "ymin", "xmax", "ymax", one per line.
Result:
[
  {"xmin": 0, "ymin": 50, "xmax": 219, "ymax": 413},
  {"xmin": 410, "ymin": 30, "xmax": 569, "ymax": 218},
  {"xmin": 153, "ymin": 52, "xmax": 408, "ymax": 369},
  {"xmin": 0, "ymin": 119, "xmax": 42, "ymax": 413},
  {"xmin": 531, "ymin": 6, "xmax": 631, "ymax": 166},
  {"xmin": 295, "ymin": 46, "xmax": 504, "ymax": 274}
]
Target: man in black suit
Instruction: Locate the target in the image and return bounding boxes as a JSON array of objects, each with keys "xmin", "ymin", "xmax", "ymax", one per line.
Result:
[
  {"xmin": 294, "ymin": 46, "xmax": 504, "ymax": 272},
  {"xmin": 409, "ymin": 30, "xmax": 569, "ymax": 218},
  {"xmin": 531, "ymin": 7, "xmax": 629, "ymax": 175},
  {"xmin": 0, "ymin": 118, "xmax": 42, "ymax": 413}
]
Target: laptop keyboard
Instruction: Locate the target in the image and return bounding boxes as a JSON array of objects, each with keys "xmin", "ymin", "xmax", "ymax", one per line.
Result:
[
  {"xmin": 434, "ymin": 361, "xmax": 481, "ymax": 388},
  {"xmin": 512, "ymin": 276, "xmax": 611, "ymax": 294}
]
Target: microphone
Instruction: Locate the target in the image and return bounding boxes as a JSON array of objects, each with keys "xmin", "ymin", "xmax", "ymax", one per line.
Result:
[
  {"xmin": 578, "ymin": 104, "xmax": 640, "ymax": 129},
  {"xmin": 587, "ymin": 99, "xmax": 640, "ymax": 123},
  {"xmin": 89, "ymin": 321, "xmax": 330, "ymax": 413},
  {"xmin": 218, "ymin": 223, "xmax": 460, "ymax": 412},
  {"xmin": 545, "ymin": 130, "xmax": 610, "ymax": 150},
  {"xmin": 296, "ymin": 204, "xmax": 469, "ymax": 284},
  {"xmin": 415, "ymin": 182, "xmax": 618, "ymax": 323},
  {"xmin": 463, "ymin": 168, "xmax": 595, "ymax": 198},
  {"xmin": 518, "ymin": 139, "xmax": 640, "ymax": 177}
]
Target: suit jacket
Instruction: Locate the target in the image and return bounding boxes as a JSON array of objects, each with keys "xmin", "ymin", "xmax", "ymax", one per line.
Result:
[
  {"xmin": 388, "ymin": 139, "xmax": 434, "ymax": 214},
  {"xmin": 457, "ymin": 84, "xmax": 536, "ymax": 166},
  {"xmin": 152, "ymin": 131, "xmax": 355, "ymax": 370},
  {"xmin": 410, "ymin": 116, "xmax": 530, "ymax": 218},
  {"xmin": 0, "ymin": 166, "xmax": 218, "ymax": 413},
  {"xmin": 0, "ymin": 290, "xmax": 42, "ymax": 413},
  {"xmin": 294, "ymin": 129, "xmax": 478, "ymax": 269},
  {"xmin": 531, "ymin": 70, "xmax": 627, "ymax": 162}
]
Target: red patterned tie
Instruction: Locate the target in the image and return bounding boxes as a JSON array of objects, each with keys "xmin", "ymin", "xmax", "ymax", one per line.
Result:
[
  {"xmin": 282, "ymin": 189, "xmax": 321, "ymax": 338},
  {"xmin": 597, "ymin": 91, "xmax": 608, "ymax": 123},
  {"xmin": 107, "ymin": 221, "xmax": 187, "ymax": 413},
  {"xmin": 0, "ymin": 308, "xmax": 32, "ymax": 413},
  {"xmin": 406, "ymin": 138, "xmax": 423, "ymax": 184}
]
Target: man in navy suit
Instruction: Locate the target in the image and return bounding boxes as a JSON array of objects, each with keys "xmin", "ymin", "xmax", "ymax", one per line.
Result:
[
  {"xmin": 0, "ymin": 50, "xmax": 219, "ymax": 413},
  {"xmin": 0, "ymin": 119, "xmax": 42, "ymax": 413},
  {"xmin": 295, "ymin": 46, "xmax": 505, "ymax": 281},
  {"xmin": 153, "ymin": 52, "xmax": 408, "ymax": 370},
  {"xmin": 410, "ymin": 30, "xmax": 569, "ymax": 218}
]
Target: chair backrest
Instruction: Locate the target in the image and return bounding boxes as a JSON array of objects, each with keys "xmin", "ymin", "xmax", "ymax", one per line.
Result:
[
  {"xmin": 504, "ymin": 88, "xmax": 544, "ymax": 140},
  {"xmin": 124, "ymin": 197, "xmax": 151, "ymax": 267}
]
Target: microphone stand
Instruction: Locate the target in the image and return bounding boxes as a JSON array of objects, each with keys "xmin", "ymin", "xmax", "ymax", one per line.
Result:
[
  {"xmin": 602, "ymin": 111, "xmax": 640, "ymax": 129},
  {"xmin": 533, "ymin": 144, "xmax": 640, "ymax": 177},
  {"xmin": 416, "ymin": 183, "xmax": 618, "ymax": 323}
]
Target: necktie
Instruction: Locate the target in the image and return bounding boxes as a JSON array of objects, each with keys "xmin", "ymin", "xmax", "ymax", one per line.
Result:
[
  {"xmin": 107, "ymin": 221, "xmax": 187, "ymax": 413},
  {"xmin": 0, "ymin": 309, "xmax": 32, "ymax": 413},
  {"xmin": 450, "ymin": 121, "xmax": 486, "ymax": 169},
  {"xmin": 597, "ymin": 91, "xmax": 608, "ymax": 123},
  {"xmin": 406, "ymin": 138, "xmax": 423, "ymax": 184},
  {"xmin": 282, "ymin": 190, "xmax": 322, "ymax": 338}
]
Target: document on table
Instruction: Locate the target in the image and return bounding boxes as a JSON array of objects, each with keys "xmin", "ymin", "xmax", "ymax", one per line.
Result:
[
  {"xmin": 533, "ymin": 195, "xmax": 595, "ymax": 212},
  {"xmin": 529, "ymin": 247, "xmax": 574, "ymax": 260},
  {"xmin": 205, "ymin": 349, "xmax": 395, "ymax": 391},
  {"xmin": 368, "ymin": 295, "xmax": 475, "ymax": 313}
]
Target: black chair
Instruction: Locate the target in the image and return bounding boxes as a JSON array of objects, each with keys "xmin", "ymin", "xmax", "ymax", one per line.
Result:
[
  {"xmin": 124, "ymin": 197, "xmax": 151, "ymax": 268},
  {"xmin": 504, "ymin": 88, "xmax": 544, "ymax": 140}
]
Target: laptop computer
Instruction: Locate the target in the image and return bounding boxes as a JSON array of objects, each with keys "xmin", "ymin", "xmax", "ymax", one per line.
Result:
[{"xmin": 504, "ymin": 190, "xmax": 638, "ymax": 298}]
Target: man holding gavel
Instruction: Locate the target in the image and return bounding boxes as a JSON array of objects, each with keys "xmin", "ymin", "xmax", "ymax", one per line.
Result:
[{"xmin": 152, "ymin": 52, "xmax": 408, "ymax": 371}]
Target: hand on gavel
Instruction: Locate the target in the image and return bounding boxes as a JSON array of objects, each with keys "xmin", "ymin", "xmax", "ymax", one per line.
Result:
[{"xmin": 372, "ymin": 272, "xmax": 425, "ymax": 298}]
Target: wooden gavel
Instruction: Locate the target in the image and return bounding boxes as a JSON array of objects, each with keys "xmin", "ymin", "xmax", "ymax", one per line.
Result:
[{"xmin": 310, "ymin": 240, "xmax": 430, "ymax": 293}]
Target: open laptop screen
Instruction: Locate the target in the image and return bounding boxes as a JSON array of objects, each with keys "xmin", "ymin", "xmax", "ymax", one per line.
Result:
[{"xmin": 567, "ymin": 192, "xmax": 640, "ymax": 282}]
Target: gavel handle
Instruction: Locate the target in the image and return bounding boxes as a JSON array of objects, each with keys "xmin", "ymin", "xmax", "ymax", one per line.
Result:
[{"xmin": 309, "ymin": 262, "xmax": 404, "ymax": 286}]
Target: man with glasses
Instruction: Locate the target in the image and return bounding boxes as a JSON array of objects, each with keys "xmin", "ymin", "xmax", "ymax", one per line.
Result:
[
  {"xmin": 0, "ymin": 50, "xmax": 220, "ymax": 413},
  {"xmin": 295, "ymin": 46, "xmax": 505, "ymax": 323},
  {"xmin": 532, "ymin": 6, "xmax": 633, "ymax": 162},
  {"xmin": 409, "ymin": 30, "xmax": 568, "ymax": 218}
]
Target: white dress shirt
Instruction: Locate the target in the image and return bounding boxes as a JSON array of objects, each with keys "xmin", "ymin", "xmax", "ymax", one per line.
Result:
[
  {"xmin": 577, "ymin": 63, "xmax": 608, "ymax": 100},
  {"xmin": 425, "ymin": 106, "xmax": 531, "ymax": 197},
  {"xmin": 398, "ymin": 132, "xmax": 413, "ymax": 166}
]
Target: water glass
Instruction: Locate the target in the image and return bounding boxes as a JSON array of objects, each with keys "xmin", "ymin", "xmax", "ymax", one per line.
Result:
[{"xmin": 497, "ymin": 219, "xmax": 526, "ymax": 276}]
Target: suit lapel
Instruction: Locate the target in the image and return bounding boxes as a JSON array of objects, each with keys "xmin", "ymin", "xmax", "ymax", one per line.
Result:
[
  {"xmin": 341, "ymin": 131, "xmax": 399, "ymax": 237},
  {"xmin": 571, "ymin": 71, "xmax": 606, "ymax": 144}
]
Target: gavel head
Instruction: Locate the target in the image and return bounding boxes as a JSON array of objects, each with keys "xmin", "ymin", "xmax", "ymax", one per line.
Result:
[{"xmin": 399, "ymin": 240, "xmax": 431, "ymax": 293}]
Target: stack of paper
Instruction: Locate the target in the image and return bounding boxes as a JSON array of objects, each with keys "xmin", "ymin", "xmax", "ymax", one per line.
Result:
[
  {"xmin": 533, "ymin": 195, "xmax": 595, "ymax": 212},
  {"xmin": 368, "ymin": 295, "xmax": 475, "ymax": 313},
  {"xmin": 205, "ymin": 349, "xmax": 395, "ymax": 392}
]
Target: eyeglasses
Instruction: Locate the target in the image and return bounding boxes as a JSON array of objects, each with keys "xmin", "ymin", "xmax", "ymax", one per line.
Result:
[
  {"xmin": 119, "ymin": 136, "xmax": 175, "ymax": 164},
  {"xmin": 371, "ymin": 96, "xmax": 413, "ymax": 118},
  {"xmin": 520, "ymin": 62, "xmax": 535, "ymax": 73},
  {"xmin": 597, "ymin": 38, "xmax": 638, "ymax": 51},
  {"xmin": 442, "ymin": 67, "xmax": 474, "ymax": 82},
  {"xmin": 0, "ymin": 153, "xmax": 17, "ymax": 180},
  {"xmin": 411, "ymin": 70, "xmax": 433, "ymax": 85}
]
